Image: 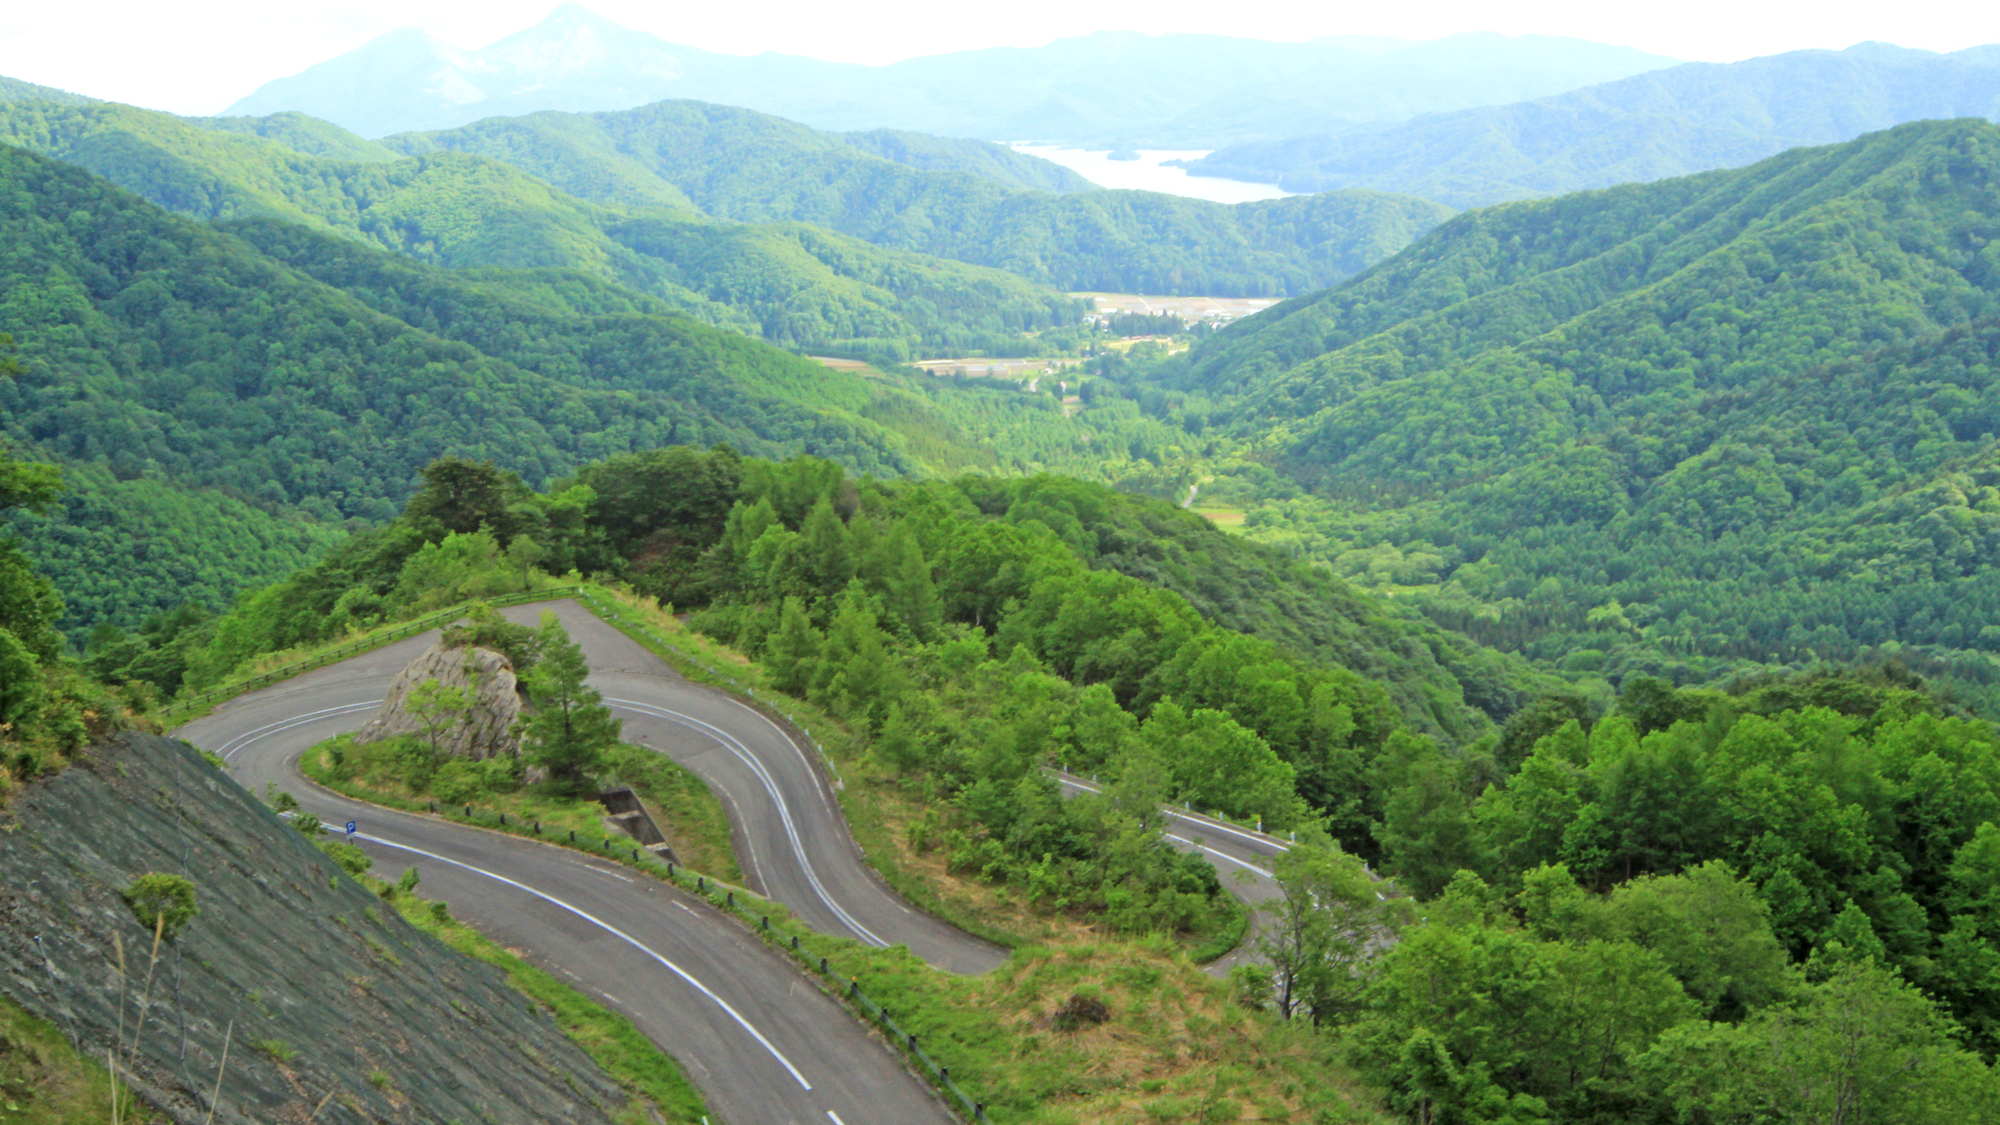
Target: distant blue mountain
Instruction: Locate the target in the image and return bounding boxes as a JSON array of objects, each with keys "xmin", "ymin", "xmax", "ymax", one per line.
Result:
[
  {"xmin": 224, "ymin": 4, "xmax": 1676, "ymax": 147},
  {"xmin": 1183, "ymin": 42, "xmax": 2000, "ymax": 208}
]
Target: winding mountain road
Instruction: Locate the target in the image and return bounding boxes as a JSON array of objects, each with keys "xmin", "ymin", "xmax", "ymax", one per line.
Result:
[
  {"xmin": 513, "ymin": 600, "xmax": 1005, "ymax": 975},
  {"xmin": 171, "ymin": 597, "xmax": 1304, "ymax": 1119},
  {"xmin": 175, "ymin": 599, "xmax": 977, "ymax": 1124}
]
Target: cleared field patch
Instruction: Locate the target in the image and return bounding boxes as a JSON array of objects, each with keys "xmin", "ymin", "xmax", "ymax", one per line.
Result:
[
  {"xmin": 809, "ymin": 356, "xmax": 887, "ymax": 378},
  {"xmin": 1194, "ymin": 508, "xmax": 1247, "ymax": 531}
]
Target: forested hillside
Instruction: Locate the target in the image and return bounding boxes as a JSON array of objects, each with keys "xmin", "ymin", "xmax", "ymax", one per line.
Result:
[
  {"xmin": 1146, "ymin": 118, "xmax": 2000, "ymax": 704},
  {"xmin": 0, "ymin": 75, "xmax": 94, "ymax": 108},
  {"xmin": 1187, "ymin": 41, "xmax": 2000, "ymax": 207},
  {"xmin": 382, "ymin": 101, "xmax": 1456, "ymax": 296},
  {"xmin": 0, "ymin": 99, "xmax": 1084, "ymax": 357},
  {"xmin": 85, "ymin": 448, "xmax": 2000, "ymax": 1124},
  {"xmin": 0, "ymin": 143, "xmax": 1094, "ymax": 635},
  {"xmin": 835, "ymin": 129, "xmax": 1094, "ymax": 193}
]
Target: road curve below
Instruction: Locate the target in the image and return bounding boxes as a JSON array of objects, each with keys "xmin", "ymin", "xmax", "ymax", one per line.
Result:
[
  {"xmin": 497, "ymin": 601, "xmax": 1005, "ymax": 975},
  {"xmin": 175, "ymin": 615, "xmax": 958, "ymax": 1124}
]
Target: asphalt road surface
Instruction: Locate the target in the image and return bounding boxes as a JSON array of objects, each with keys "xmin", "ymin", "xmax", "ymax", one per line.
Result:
[
  {"xmin": 175, "ymin": 608, "xmax": 960, "ymax": 1125},
  {"xmin": 498, "ymin": 600, "xmax": 1006, "ymax": 975},
  {"xmin": 169, "ymin": 596, "xmax": 1310, "ymax": 1116}
]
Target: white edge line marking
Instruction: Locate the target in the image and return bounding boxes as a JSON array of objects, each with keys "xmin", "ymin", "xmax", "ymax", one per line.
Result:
[
  {"xmin": 357, "ymin": 832, "xmax": 813, "ymax": 1091},
  {"xmin": 607, "ymin": 697, "xmax": 888, "ymax": 948},
  {"xmin": 1059, "ymin": 775, "xmax": 1292, "ymax": 854},
  {"xmin": 828, "ymin": 1113, "xmax": 846, "ymax": 1124},
  {"xmin": 1164, "ymin": 833, "xmax": 1275, "ymax": 880},
  {"xmin": 214, "ymin": 701, "xmax": 381, "ymax": 760}
]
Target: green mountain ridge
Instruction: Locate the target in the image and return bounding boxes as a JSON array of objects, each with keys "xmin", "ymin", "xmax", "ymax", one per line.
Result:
[
  {"xmin": 0, "ymin": 142, "xmax": 1072, "ymax": 634},
  {"xmin": 382, "ymin": 99, "xmax": 1456, "ymax": 295},
  {"xmin": 835, "ymin": 128, "xmax": 1096, "ymax": 193},
  {"xmin": 0, "ymin": 98, "xmax": 1084, "ymax": 357},
  {"xmin": 1152, "ymin": 118, "xmax": 2000, "ymax": 698}
]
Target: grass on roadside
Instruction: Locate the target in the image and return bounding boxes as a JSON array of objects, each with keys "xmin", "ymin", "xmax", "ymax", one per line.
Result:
[
  {"xmin": 570, "ymin": 588, "xmax": 1390, "ymax": 1123},
  {"xmin": 302, "ymin": 734, "xmax": 740, "ymax": 882},
  {"xmin": 316, "ymin": 844, "xmax": 710, "ymax": 1125},
  {"xmin": 274, "ymin": 587, "xmax": 1380, "ymax": 1124},
  {"xmin": 581, "ymin": 585, "xmax": 1247, "ymax": 959}
]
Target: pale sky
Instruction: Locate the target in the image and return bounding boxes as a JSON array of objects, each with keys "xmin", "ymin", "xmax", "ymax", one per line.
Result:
[{"xmin": 1, "ymin": 0, "xmax": 1994, "ymax": 116}]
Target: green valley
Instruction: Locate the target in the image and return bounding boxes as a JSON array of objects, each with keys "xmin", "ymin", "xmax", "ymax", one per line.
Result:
[
  {"xmin": 8, "ymin": 26, "xmax": 2000, "ymax": 1125},
  {"xmin": 1139, "ymin": 118, "xmax": 2000, "ymax": 708},
  {"xmin": 0, "ymin": 142, "xmax": 1099, "ymax": 637}
]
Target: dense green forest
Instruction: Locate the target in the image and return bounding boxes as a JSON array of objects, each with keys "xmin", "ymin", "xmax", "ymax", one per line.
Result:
[
  {"xmin": 1136, "ymin": 119, "xmax": 2000, "ymax": 707},
  {"xmin": 1187, "ymin": 42, "xmax": 2000, "ymax": 207},
  {"xmin": 381, "ymin": 100, "xmax": 1455, "ymax": 295},
  {"xmin": 77, "ymin": 450, "xmax": 1539, "ymax": 932},
  {"xmin": 0, "ymin": 143, "xmax": 1113, "ymax": 636},
  {"xmin": 0, "ymin": 359, "xmax": 139, "ymax": 784},
  {"xmin": 0, "ymin": 99, "xmax": 1085, "ymax": 358},
  {"xmin": 73, "ymin": 447, "xmax": 2000, "ymax": 1120},
  {"xmin": 833, "ymin": 128, "xmax": 1094, "ymax": 193},
  {"xmin": 9, "ymin": 41, "xmax": 2000, "ymax": 1125}
]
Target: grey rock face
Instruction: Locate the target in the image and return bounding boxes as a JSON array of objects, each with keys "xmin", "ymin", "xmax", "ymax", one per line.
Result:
[
  {"xmin": 0, "ymin": 732, "xmax": 622, "ymax": 1125},
  {"xmin": 356, "ymin": 643, "xmax": 521, "ymax": 759}
]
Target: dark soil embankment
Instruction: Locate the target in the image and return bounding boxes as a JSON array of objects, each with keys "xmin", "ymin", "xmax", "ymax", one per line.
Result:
[{"xmin": 0, "ymin": 732, "xmax": 624, "ymax": 1125}]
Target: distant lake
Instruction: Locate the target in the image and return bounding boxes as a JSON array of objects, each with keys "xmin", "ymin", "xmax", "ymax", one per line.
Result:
[{"xmin": 1009, "ymin": 145, "xmax": 1293, "ymax": 204}]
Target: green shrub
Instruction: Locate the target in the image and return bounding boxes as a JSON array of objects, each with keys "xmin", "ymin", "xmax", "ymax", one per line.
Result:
[
  {"xmin": 318, "ymin": 841, "xmax": 373, "ymax": 878},
  {"xmin": 432, "ymin": 759, "xmax": 488, "ymax": 806},
  {"xmin": 120, "ymin": 872, "xmax": 199, "ymax": 939},
  {"xmin": 254, "ymin": 1038, "xmax": 296, "ymax": 1064}
]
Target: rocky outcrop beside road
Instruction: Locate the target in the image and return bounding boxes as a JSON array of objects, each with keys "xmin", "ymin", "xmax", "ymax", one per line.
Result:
[{"xmin": 356, "ymin": 643, "xmax": 521, "ymax": 759}]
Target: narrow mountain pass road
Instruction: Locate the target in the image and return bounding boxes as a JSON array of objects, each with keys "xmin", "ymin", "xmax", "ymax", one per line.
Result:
[{"xmin": 175, "ymin": 620, "xmax": 959, "ymax": 1125}]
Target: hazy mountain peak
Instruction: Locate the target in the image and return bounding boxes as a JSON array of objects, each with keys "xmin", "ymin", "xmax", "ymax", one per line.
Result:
[
  {"xmin": 478, "ymin": 3, "xmax": 682, "ymax": 79},
  {"xmin": 226, "ymin": 12, "xmax": 1679, "ymax": 145}
]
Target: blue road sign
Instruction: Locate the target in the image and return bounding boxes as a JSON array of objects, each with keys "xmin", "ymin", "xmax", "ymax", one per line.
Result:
[{"xmin": 345, "ymin": 821, "xmax": 357, "ymax": 837}]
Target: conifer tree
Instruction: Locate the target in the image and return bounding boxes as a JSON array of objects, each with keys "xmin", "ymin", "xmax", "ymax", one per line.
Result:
[
  {"xmin": 814, "ymin": 581, "xmax": 901, "ymax": 729},
  {"xmin": 517, "ymin": 612, "xmax": 620, "ymax": 794},
  {"xmin": 763, "ymin": 596, "xmax": 822, "ymax": 696},
  {"xmin": 878, "ymin": 523, "xmax": 941, "ymax": 641},
  {"xmin": 798, "ymin": 495, "xmax": 855, "ymax": 596}
]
